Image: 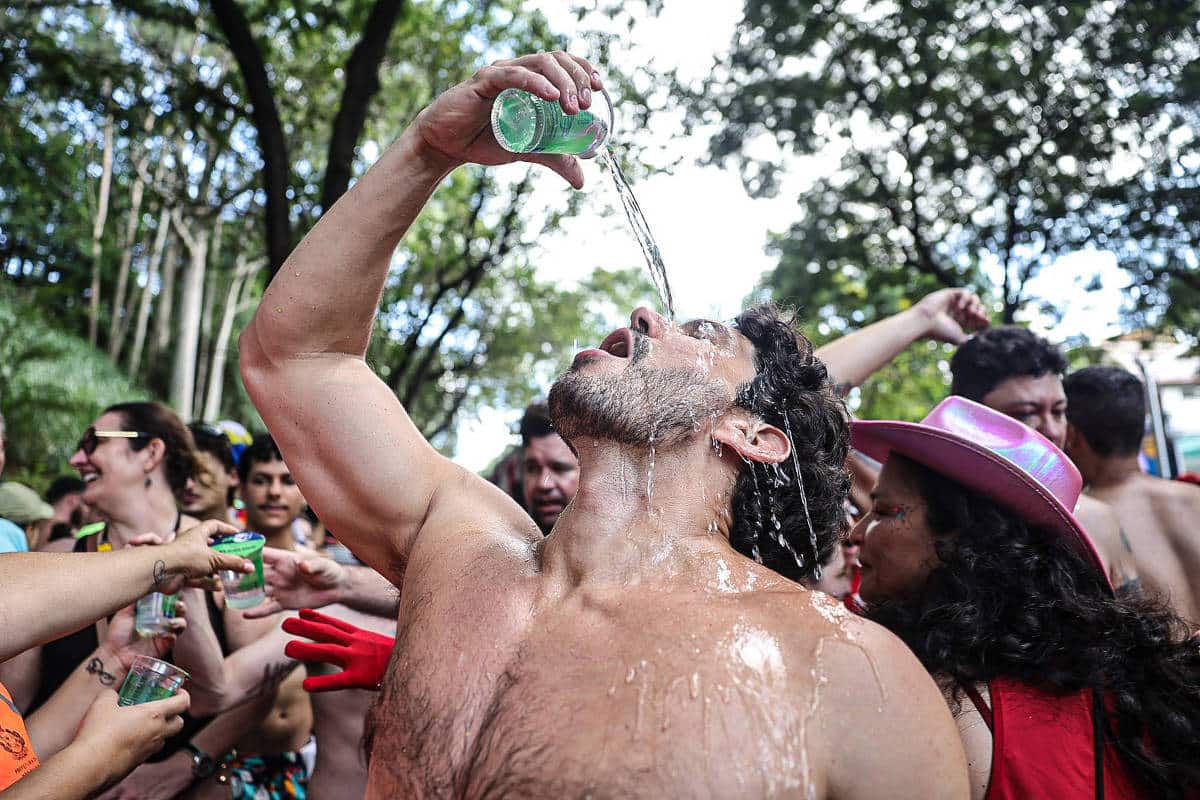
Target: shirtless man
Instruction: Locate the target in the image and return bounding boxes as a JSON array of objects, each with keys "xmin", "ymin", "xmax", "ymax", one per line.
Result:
[
  {"xmin": 238, "ymin": 51, "xmax": 968, "ymax": 798},
  {"xmin": 1064, "ymin": 366, "xmax": 1200, "ymax": 624},
  {"xmin": 950, "ymin": 327, "xmax": 1140, "ymax": 593}
]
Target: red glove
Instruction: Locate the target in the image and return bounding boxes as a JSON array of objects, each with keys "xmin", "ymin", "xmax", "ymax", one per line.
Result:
[{"xmin": 282, "ymin": 608, "xmax": 395, "ymax": 693}]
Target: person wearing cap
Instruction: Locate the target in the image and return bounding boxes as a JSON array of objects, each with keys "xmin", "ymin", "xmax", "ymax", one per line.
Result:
[
  {"xmin": 0, "ymin": 483, "xmax": 51, "ymax": 553},
  {"xmin": 848, "ymin": 396, "xmax": 1200, "ymax": 799}
]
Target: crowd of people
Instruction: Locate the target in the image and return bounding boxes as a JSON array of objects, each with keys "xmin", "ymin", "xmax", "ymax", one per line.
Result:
[{"xmin": 2, "ymin": 49, "xmax": 1199, "ymax": 799}]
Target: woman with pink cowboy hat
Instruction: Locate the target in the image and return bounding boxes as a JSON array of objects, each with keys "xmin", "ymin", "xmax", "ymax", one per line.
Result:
[{"xmin": 848, "ymin": 396, "xmax": 1200, "ymax": 800}]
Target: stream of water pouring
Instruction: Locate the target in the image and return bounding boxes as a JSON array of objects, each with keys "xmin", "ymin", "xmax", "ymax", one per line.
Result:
[{"xmin": 599, "ymin": 150, "xmax": 676, "ymax": 320}]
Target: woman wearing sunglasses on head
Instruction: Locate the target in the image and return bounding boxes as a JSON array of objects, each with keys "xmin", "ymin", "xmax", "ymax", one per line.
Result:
[{"xmin": 848, "ymin": 397, "xmax": 1200, "ymax": 800}]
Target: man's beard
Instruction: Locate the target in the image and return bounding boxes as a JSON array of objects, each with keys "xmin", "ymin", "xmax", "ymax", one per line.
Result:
[{"xmin": 548, "ymin": 335, "xmax": 731, "ymax": 447}]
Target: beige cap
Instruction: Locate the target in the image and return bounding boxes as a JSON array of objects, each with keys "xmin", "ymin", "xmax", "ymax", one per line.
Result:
[{"xmin": 0, "ymin": 482, "xmax": 55, "ymax": 525}]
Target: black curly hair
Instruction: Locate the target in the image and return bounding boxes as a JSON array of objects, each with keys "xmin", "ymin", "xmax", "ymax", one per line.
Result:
[
  {"xmin": 950, "ymin": 326, "xmax": 1068, "ymax": 402},
  {"xmin": 728, "ymin": 304, "xmax": 851, "ymax": 583},
  {"xmin": 1064, "ymin": 366, "xmax": 1146, "ymax": 457},
  {"xmin": 866, "ymin": 454, "xmax": 1200, "ymax": 797},
  {"xmin": 238, "ymin": 433, "xmax": 286, "ymax": 484},
  {"xmin": 104, "ymin": 401, "xmax": 199, "ymax": 501}
]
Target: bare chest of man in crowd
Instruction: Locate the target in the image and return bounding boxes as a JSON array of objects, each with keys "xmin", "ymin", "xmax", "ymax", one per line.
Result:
[{"xmin": 364, "ymin": 538, "xmax": 874, "ymax": 800}]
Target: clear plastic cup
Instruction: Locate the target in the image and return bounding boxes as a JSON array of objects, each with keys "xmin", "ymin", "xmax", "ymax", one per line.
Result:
[
  {"xmin": 134, "ymin": 592, "xmax": 179, "ymax": 638},
  {"xmin": 211, "ymin": 531, "xmax": 266, "ymax": 609},
  {"xmin": 491, "ymin": 87, "xmax": 615, "ymax": 158},
  {"xmin": 117, "ymin": 655, "xmax": 189, "ymax": 706}
]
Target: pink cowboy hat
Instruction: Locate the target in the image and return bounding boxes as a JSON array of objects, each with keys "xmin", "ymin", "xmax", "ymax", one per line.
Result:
[{"xmin": 850, "ymin": 396, "xmax": 1110, "ymax": 590}]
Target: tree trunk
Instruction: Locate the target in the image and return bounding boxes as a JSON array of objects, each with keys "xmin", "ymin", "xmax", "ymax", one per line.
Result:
[
  {"xmin": 209, "ymin": 0, "xmax": 293, "ymax": 277},
  {"xmin": 88, "ymin": 79, "xmax": 115, "ymax": 346},
  {"xmin": 194, "ymin": 217, "xmax": 224, "ymax": 415},
  {"xmin": 170, "ymin": 211, "xmax": 207, "ymax": 420},
  {"xmin": 204, "ymin": 256, "xmax": 264, "ymax": 420},
  {"xmin": 127, "ymin": 207, "xmax": 170, "ymax": 380},
  {"xmin": 108, "ymin": 111, "xmax": 158, "ymax": 358},
  {"xmin": 149, "ymin": 232, "xmax": 180, "ymax": 369},
  {"xmin": 319, "ymin": 0, "xmax": 408, "ymax": 213}
]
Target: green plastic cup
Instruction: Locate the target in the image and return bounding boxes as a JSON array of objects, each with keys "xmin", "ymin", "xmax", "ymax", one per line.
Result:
[
  {"xmin": 490, "ymin": 87, "xmax": 614, "ymax": 158},
  {"xmin": 117, "ymin": 655, "xmax": 189, "ymax": 706},
  {"xmin": 211, "ymin": 531, "xmax": 266, "ymax": 609},
  {"xmin": 134, "ymin": 592, "xmax": 180, "ymax": 637}
]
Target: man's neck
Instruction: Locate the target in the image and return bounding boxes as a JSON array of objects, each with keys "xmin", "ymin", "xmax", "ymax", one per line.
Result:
[
  {"xmin": 1085, "ymin": 454, "xmax": 1143, "ymax": 490},
  {"xmin": 542, "ymin": 434, "xmax": 740, "ymax": 587}
]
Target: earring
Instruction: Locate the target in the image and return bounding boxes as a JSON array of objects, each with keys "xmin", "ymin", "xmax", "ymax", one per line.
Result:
[{"xmin": 144, "ymin": 476, "xmax": 152, "ymax": 489}]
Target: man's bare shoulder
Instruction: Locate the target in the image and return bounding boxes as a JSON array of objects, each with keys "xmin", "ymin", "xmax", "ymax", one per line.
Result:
[
  {"xmin": 1076, "ymin": 492, "xmax": 1119, "ymax": 528},
  {"xmin": 750, "ymin": 588, "xmax": 970, "ymax": 798}
]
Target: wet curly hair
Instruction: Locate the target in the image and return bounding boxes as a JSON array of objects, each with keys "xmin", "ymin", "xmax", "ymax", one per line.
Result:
[
  {"xmin": 728, "ymin": 304, "xmax": 850, "ymax": 583},
  {"xmin": 867, "ymin": 454, "xmax": 1200, "ymax": 797},
  {"xmin": 104, "ymin": 401, "xmax": 200, "ymax": 501}
]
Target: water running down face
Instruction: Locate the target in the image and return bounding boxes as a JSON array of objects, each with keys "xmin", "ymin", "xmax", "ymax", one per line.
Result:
[{"xmin": 548, "ymin": 307, "xmax": 756, "ymax": 448}]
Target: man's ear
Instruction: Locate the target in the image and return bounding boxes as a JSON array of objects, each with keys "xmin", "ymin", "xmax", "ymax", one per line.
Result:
[
  {"xmin": 1063, "ymin": 423, "xmax": 1085, "ymax": 458},
  {"xmin": 227, "ymin": 468, "xmax": 240, "ymax": 490},
  {"xmin": 713, "ymin": 413, "xmax": 790, "ymax": 465}
]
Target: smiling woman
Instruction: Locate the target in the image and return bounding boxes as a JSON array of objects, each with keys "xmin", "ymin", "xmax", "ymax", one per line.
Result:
[{"xmin": 26, "ymin": 402, "xmax": 204, "ymax": 727}]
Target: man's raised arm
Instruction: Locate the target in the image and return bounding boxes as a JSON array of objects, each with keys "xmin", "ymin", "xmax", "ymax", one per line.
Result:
[{"xmin": 239, "ymin": 53, "xmax": 604, "ymax": 581}]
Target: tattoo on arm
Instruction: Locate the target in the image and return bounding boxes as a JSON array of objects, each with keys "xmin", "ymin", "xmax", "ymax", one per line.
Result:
[
  {"xmin": 1118, "ymin": 527, "xmax": 1134, "ymax": 554},
  {"xmin": 86, "ymin": 657, "xmax": 116, "ymax": 686},
  {"xmin": 1116, "ymin": 578, "xmax": 1142, "ymax": 597},
  {"xmin": 153, "ymin": 559, "xmax": 167, "ymax": 587}
]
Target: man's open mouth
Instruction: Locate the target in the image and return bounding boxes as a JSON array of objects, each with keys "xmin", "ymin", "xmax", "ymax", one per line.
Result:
[{"xmin": 598, "ymin": 328, "xmax": 634, "ymax": 358}]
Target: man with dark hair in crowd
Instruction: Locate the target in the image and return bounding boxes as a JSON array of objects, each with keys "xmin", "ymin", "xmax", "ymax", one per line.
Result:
[
  {"xmin": 519, "ymin": 401, "xmax": 579, "ymax": 534},
  {"xmin": 1064, "ymin": 365, "xmax": 1200, "ymax": 624},
  {"xmin": 239, "ymin": 51, "xmax": 967, "ymax": 798},
  {"xmin": 950, "ymin": 326, "xmax": 1140, "ymax": 592}
]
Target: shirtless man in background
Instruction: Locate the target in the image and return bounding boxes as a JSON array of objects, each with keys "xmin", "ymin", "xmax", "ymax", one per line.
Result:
[
  {"xmin": 239, "ymin": 50, "xmax": 968, "ymax": 798},
  {"xmin": 1065, "ymin": 366, "xmax": 1200, "ymax": 624}
]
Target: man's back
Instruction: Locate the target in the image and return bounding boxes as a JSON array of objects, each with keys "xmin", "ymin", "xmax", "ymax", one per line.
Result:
[
  {"xmin": 365, "ymin": 535, "xmax": 966, "ymax": 799},
  {"xmin": 1090, "ymin": 474, "xmax": 1200, "ymax": 623}
]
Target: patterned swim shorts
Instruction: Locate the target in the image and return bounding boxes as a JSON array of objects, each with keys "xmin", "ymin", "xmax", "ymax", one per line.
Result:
[{"xmin": 222, "ymin": 750, "xmax": 308, "ymax": 800}]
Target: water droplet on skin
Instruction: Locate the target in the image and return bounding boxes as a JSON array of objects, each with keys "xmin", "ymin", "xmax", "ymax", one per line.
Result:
[{"xmin": 625, "ymin": 666, "xmax": 636, "ymax": 683}]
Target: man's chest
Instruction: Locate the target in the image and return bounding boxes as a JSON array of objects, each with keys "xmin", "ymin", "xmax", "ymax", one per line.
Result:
[{"xmin": 365, "ymin": 593, "xmax": 824, "ymax": 799}]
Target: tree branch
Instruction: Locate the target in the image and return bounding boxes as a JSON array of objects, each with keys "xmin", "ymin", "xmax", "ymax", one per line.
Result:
[{"xmin": 319, "ymin": 0, "xmax": 408, "ymax": 213}]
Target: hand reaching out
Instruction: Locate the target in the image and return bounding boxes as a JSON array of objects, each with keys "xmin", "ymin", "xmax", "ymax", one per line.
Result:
[
  {"xmin": 282, "ymin": 609, "xmax": 395, "ymax": 692},
  {"xmin": 242, "ymin": 547, "xmax": 348, "ymax": 619},
  {"xmin": 126, "ymin": 519, "xmax": 253, "ymax": 594}
]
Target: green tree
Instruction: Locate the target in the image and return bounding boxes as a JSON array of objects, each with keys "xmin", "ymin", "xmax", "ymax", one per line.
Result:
[
  {"xmin": 689, "ymin": 0, "xmax": 1200, "ymax": 357},
  {"xmin": 2, "ymin": 1, "xmax": 661, "ymax": 452}
]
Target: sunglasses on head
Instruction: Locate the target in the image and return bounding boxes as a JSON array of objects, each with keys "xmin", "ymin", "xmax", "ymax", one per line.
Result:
[{"xmin": 77, "ymin": 427, "xmax": 152, "ymax": 455}]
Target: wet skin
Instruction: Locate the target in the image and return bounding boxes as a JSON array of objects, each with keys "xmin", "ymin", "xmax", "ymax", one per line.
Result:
[
  {"xmin": 240, "ymin": 66, "xmax": 969, "ymax": 796},
  {"xmin": 350, "ymin": 310, "xmax": 968, "ymax": 799}
]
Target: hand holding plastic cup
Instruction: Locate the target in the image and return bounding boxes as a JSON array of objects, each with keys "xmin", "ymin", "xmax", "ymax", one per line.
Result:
[
  {"xmin": 117, "ymin": 655, "xmax": 189, "ymax": 706},
  {"xmin": 134, "ymin": 592, "xmax": 180, "ymax": 638},
  {"xmin": 491, "ymin": 87, "xmax": 615, "ymax": 158},
  {"xmin": 211, "ymin": 532, "xmax": 267, "ymax": 609}
]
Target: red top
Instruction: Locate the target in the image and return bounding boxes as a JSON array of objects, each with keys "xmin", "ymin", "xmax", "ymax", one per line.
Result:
[
  {"xmin": 963, "ymin": 676, "xmax": 1148, "ymax": 799},
  {"xmin": 0, "ymin": 680, "xmax": 39, "ymax": 790}
]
